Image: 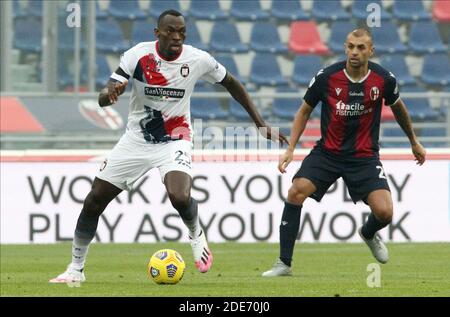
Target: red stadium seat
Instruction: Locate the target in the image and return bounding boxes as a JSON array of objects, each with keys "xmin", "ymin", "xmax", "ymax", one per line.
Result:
[
  {"xmin": 433, "ymin": 0, "xmax": 450, "ymax": 22},
  {"xmin": 288, "ymin": 21, "xmax": 330, "ymax": 55}
]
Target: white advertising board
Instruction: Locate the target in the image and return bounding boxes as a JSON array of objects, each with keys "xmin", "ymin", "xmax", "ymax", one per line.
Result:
[{"xmin": 1, "ymin": 160, "xmax": 449, "ymax": 243}]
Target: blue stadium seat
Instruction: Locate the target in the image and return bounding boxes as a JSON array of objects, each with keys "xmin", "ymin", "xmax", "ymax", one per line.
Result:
[
  {"xmin": 392, "ymin": 0, "xmax": 431, "ymax": 21},
  {"xmin": 185, "ymin": 21, "xmax": 208, "ymax": 51},
  {"xmin": 230, "ymin": 0, "xmax": 270, "ymax": 21},
  {"xmin": 371, "ymin": 21, "xmax": 407, "ymax": 54},
  {"xmin": 188, "ymin": 0, "xmax": 227, "ymax": 20},
  {"xmin": 419, "ymin": 127, "xmax": 447, "ymax": 147},
  {"xmin": 191, "ymin": 96, "xmax": 228, "ymax": 120},
  {"xmin": 96, "ymin": 20, "xmax": 129, "ymax": 53},
  {"xmin": 270, "ymin": 0, "xmax": 309, "ymax": 21},
  {"xmin": 249, "ymin": 54, "xmax": 289, "ymax": 87},
  {"xmin": 229, "ymin": 99, "xmax": 251, "ymax": 121},
  {"xmin": 13, "ymin": 0, "xmax": 27, "ymax": 18},
  {"xmin": 421, "ymin": 53, "xmax": 450, "ymax": 86},
  {"xmin": 380, "ymin": 55, "xmax": 415, "ymax": 87},
  {"xmin": 250, "ymin": 22, "xmax": 287, "ymax": 54},
  {"xmin": 352, "ymin": 0, "xmax": 391, "ymax": 21},
  {"xmin": 27, "ymin": 0, "xmax": 42, "ymax": 17},
  {"xmin": 14, "ymin": 18, "xmax": 42, "ymax": 52},
  {"xmin": 58, "ymin": 17, "xmax": 87, "ymax": 51},
  {"xmin": 403, "ymin": 98, "xmax": 441, "ymax": 121},
  {"xmin": 131, "ymin": 20, "xmax": 156, "ymax": 46},
  {"xmin": 210, "ymin": 22, "xmax": 248, "ymax": 53},
  {"xmin": 408, "ymin": 22, "xmax": 447, "ymax": 54},
  {"xmin": 292, "ymin": 55, "xmax": 323, "ymax": 86},
  {"xmin": 95, "ymin": 54, "xmax": 113, "ymax": 88},
  {"xmin": 272, "ymin": 87, "xmax": 301, "ymax": 121},
  {"xmin": 382, "ymin": 128, "xmax": 410, "ymax": 148},
  {"xmin": 149, "ymin": 0, "xmax": 182, "ymax": 19},
  {"xmin": 312, "ymin": 0, "xmax": 350, "ymax": 21},
  {"xmin": 108, "ymin": 0, "xmax": 146, "ymax": 20},
  {"xmin": 328, "ymin": 21, "xmax": 357, "ymax": 53},
  {"xmin": 215, "ymin": 55, "xmax": 246, "ymax": 84}
]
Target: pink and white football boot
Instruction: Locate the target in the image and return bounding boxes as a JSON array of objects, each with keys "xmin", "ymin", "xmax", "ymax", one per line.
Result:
[{"xmin": 189, "ymin": 230, "xmax": 213, "ymax": 273}]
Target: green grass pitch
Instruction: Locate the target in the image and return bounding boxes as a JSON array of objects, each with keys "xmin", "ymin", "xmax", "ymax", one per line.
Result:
[{"xmin": 1, "ymin": 243, "xmax": 449, "ymax": 297}]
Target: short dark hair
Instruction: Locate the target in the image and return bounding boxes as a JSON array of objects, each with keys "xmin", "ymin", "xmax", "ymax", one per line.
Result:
[
  {"xmin": 157, "ymin": 9, "xmax": 184, "ymax": 26},
  {"xmin": 350, "ymin": 28, "xmax": 372, "ymax": 40}
]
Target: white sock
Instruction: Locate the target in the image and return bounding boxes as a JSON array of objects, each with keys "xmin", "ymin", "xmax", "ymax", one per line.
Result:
[{"xmin": 70, "ymin": 237, "xmax": 90, "ymax": 271}]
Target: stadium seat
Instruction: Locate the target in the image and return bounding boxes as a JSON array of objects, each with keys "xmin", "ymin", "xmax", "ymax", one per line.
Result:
[
  {"xmin": 14, "ymin": 18, "xmax": 42, "ymax": 52},
  {"xmin": 95, "ymin": 54, "xmax": 113, "ymax": 88},
  {"xmin": 210, "ymin": 22, "xmax": 248, "ymax": 53},
  {"xmin": 149, "ymin": 0, "xmax": 182, "ymax": 19},
  {"xmin": 184, "ymin": 21, "xmax": 208, "ymax": 51},
  {"xmin": 288, "ymin": 21, "xmax": 329, "ymax": 55},
  {"xmin": 380, "ymin": 55, "xmax": 415, "ymax": 86},
  {"xmin": 421, "ymin": 53, "xmax": 450, "ymax": 86},
  {"xmin": 419, "ymin": 127, "xmax": 448, "ymax": 148},
  {"xmin": 311, "ymin": 0, "xmax": 350, "ymax": 21},
  {"xmin": 352, "ymin": 0, "xmax": 391, "ymax": 21},
  {"xmin": 382, "ymin": 127, "xmax": 410, "ymax": 148},
  {"xmin": 408, "ymin": 22, "xmax": 448, "ymax": 54},
  {"xmin": 215, "ymin": 55, "xmax": 246, "ymax": 84},
  {"xmin": 371, "ymin": 21, "xmax": 407, "ymax": 54},
  {"xmin": 381, "ymin": 104, "xmax": 395, "ymax": 122},
  {"xmin": 27, "ymin": 0, "xmax": 42, "ymax": 17},
  {"xmin": 328, "ymin": 21, "xmax": 357, "ymax": 53},
  {"xmin": 191, "ymin": 97, "xmax": 228, "ymax": 120},
  {"xmin": 249, "ymin": 53, "xmax": 289, "ymax": 87},
  {"xmin": 292, "ymin": 55, "xmax": 323, "ymax": 86},
  {"xmin": 433, "ymin": 0, "xmax": 450, "ymax": 22},
  {"xmin": 272, "ymin": 87, "xmax": 301, "ymax": 121},
  {"xmin": 229, "ymin": 0, "xmax": 270, "ymax": 21},
  {"xmin": 188, "ymin": 0, "xmax": 227, "ymax": 20},
  {"xmin": 58, "ymin": 17, "xmax": 87, "ymax": 51},
  {"xmin": 13, "ymin": 0, "xmax": 27, "ymax": 18},
  {"xmin": 249, "ymin": 22, "xmax": 288, "ymax": 54},
  {"xmin": 270, "ymin": 0, "xmax": 309, "ymax": 21},
  {"xmin": 229, "ymin": 99, "xmax": 251, "ymax": 121},
  {"xmin": 131, "ymin": 20, "xmax": 156, "ymax": 46},
  {"xmin": 392, "ymin": 0, "xmax": 431, "ymax": 21},
  {"xmin": 96, "ymin": 20, "xmax": 129, "ymax": 53},
  {"xmin": 301, "ymin": 118, "xmax": 321, "ymax": 149},
  {"xmin": 108, "ymin": 0, "xmax": 146, "ymax": 20},
  {"xmin": 403, "ymin": 97, "xmax": 441, "ymax": 121}
]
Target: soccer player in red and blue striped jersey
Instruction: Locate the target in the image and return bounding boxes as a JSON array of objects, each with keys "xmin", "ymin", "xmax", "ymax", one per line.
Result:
[{"xmin": 263, "ymin": 28, "xmax": 426, "ymax": 277}]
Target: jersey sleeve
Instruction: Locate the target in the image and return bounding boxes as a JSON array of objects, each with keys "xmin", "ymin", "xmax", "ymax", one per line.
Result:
[
  {"xmin": 110, "ymin": 46, "xmax": 137, "ymax": 83},
  {"xmin": 384, "ymin": 72, "xmax": 400, "ymax": 106},
  {"xmin": 199, "ymin": 52, "xmax": 227, "ymax": 84},
  {"xmin": 303, "ymin": 69, "xmax": 324, "ymax": 108}
]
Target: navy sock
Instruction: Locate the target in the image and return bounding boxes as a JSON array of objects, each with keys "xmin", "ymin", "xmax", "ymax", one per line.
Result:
[
  {"xmin": 279, "ymin": 201, "xmax": 302, "ymax": 267},
  {"xmin": 361, "ymin": 213, "xmax": 390, "ymax": 240},
  {"xmin": 74, "ymin": 211, "xmax": 100, "ymax": 242}
]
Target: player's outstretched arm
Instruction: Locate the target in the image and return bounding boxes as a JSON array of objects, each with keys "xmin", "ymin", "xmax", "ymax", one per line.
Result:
[
  {"xmin": 98, "ymin": 67, "xmax": 129, "ymax": 107},
  {"xmin": 219, "ymin": 72, "xmax": 289, "ymax": 145},
  {"xmin": 391, "ymin": 99, "xmax": 426, "ymax": 165},
  {"xmin": 279, "ymin": 102, "xmax": 313, "ymax": 173}
]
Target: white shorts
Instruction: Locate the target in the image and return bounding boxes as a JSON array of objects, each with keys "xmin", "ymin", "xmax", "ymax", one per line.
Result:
[{"xmin": 97, "ymin": 131, "xmax": 192, "ymax": 191}]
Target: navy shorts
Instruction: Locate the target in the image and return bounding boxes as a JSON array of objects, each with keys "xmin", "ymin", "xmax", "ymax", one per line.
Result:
[{"xmin": 293, "ymin": 148, "xmax": 390, "ymax": 204}]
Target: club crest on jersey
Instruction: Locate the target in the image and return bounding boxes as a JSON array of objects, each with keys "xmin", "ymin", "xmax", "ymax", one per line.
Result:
[
  {"xmin": 180, "ymin": 64, "xmax": 189, "ymax": 77},
  {"xmin": 370, "ymin": 86, "xmax": 380, "ymax": 101}
]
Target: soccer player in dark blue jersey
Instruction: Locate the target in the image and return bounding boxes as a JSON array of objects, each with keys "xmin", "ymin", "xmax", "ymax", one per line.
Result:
[{"xmin": 262, "ymin": 28, "xmax": 426, "ymax": 277}]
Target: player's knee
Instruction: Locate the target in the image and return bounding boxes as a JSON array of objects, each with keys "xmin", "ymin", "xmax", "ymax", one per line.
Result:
[
  {"xmin": 373, "ymin": 206, "xmax": 393, "ymax": 224},
  {"xmin": 83, "ymin": 190, "xmax": 108, "ymax": 217},
  {"xmin": 168, "ymin": 191, "xmax": 190, "ymax": 212},
  {"xmin": 287, "ymin": 186, "xmax": 308, "ymax": 205}
]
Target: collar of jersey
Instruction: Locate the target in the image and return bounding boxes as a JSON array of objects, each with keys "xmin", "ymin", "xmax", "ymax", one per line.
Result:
[
  {"xmin": 343, "ymin": 68, "xmax": 371, "ymax": 83},
  {"xmin": 155, "ymin": 41, "xmax": 183, "ymax": 62}
]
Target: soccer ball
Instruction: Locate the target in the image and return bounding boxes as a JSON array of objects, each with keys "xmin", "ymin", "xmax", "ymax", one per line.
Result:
[{"xmin": 147, "ymin": 249, "xmax": 186, "ymax": 284}]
